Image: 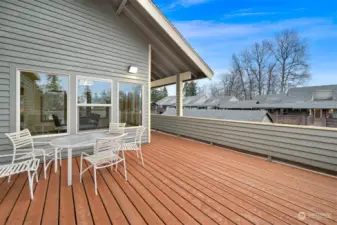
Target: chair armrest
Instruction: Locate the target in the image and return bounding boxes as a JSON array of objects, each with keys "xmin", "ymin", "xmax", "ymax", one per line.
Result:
[{"xmin": 0, "ymin": 152, "xmax": 35, "ymax": 161}]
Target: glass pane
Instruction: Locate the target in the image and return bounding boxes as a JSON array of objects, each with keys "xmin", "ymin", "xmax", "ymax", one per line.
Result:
[
  {"xmin": 78, "ymin": 106, "xmax": 110, "ymax": 131},
  {"xmin": 119, "ymin": 83, "xmax": 142, "ymax": 126},
  {"xmin": 20, "ymin": 71, "xmax": 68, "ymax": 136},
  {"xmin": 77, "ymin": 79, "xmax": 111, "ymax": 104}
]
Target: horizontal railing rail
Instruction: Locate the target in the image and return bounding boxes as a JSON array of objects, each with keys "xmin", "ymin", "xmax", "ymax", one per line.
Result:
[{"xmin": 151, "ymin": 114, "xmax": 337, "ymax": 172}]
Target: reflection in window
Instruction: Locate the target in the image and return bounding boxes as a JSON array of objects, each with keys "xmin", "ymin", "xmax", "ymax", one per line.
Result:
[
  {"xmin": 119, "ymin": 83, "xmax": 142, "ymax": 126},
  {"xmin": 20, "ymin": 71, "xmax": 68, "ymax": 136},
  {"xmin": 77, "ymin": 78, "xmax": 112, "ymax": 132},
  {"xmin": 77, "ymin": 79, "xmax": 111, "ymax": 104},
  {"xmin": 78, "ymin": 107, "xmax": 110, "ymax": 131}
]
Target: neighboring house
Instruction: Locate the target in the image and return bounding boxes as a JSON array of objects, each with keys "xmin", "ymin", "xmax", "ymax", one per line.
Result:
[
  {"xmin": 163, "ymin": 108, "xmax": 273, "ymax": 123},
  {"xmin": 0, "ymin": 0, "xmax": 213, "ymax": 153},
  {"xmin": 253, "ymin": 85, "xmax": 337, "ymax": 127},
  {"xmin": 219, "ymin": 100, "xmax": 259, "ymax": 109},
  {"xmin": 156, "ymin": 95, "xmax": 238, "ymax": 111}
]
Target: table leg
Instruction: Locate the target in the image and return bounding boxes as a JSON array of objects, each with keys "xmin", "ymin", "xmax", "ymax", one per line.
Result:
[{"xmin": 68, "ymin": 148, "xmax": 72, "ymax": 186}]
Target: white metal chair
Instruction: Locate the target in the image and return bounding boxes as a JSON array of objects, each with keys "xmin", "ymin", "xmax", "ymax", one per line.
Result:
[
  {"xmin": 5, "ymin": 129, "xmax": 62, "ymax": 180},
  {"xmin": 122, "ymin": 126, "xmax": 146, "ymax": 166},
  {"xmin": 80, "ymin": 133, "xmax": 127, "ymax": 195},
  {"xmin": 108, "ymin": 122, "xmax": 126, "ymax": 135},
  {"xmin": 0, "ymin": 153, "xmax": 39, "ymax": 199}
]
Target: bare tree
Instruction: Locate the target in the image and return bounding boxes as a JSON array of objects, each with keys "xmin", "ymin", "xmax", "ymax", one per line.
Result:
[
  {"xmin": 232, "ymin": 54, "xmax": 247, "ymax": 99},
  {"xmin": 266, "ymin": 61, "xmax": 278, "ymax": 94},
  {"xmin": 247, "ymin": 40, "xmax": 273, "ymax": 95},
  {"xmin": 273, "ymin": 29, "xmax": 311, "ymax": 93},
  {"xmin": 219, "ymin": 72, "xmax": 241, "ymax": 97},
  {"xmin": 207, "ymin": 83, "xmax": 222, "ymax": 97}
]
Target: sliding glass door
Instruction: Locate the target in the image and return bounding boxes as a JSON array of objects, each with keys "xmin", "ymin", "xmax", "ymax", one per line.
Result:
[{"xmin": 118, "ymin": 82, "xmax": 143, "ymax": 126}]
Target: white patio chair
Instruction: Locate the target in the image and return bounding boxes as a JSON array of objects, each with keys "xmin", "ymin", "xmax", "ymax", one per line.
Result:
[
  {"xmin": 5, "ymin": 129, "xmax": 62, "ymax": 180},
  {"xmin": 0, "ymin": 153, "xmax": 39, "ymax": 200},
  {"xmin": 80, "ymin": 133, "xmax": 127, "ymax": 195},
  {"xmin": 108, "ymin": 122, "xmax": 126, "ymax": 135},
  {"xmin": 122, "ymin": 126, "xmax": 145, "ymax": 166}
]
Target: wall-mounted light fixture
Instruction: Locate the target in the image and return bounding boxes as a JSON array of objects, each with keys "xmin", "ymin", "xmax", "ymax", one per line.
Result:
[{"xmin": 128, "ymin": 66, "xmax": 138, "ymax": 74}]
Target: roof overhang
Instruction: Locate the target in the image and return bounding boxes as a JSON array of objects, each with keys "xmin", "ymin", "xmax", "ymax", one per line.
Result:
[
  {"xmin": 135, "ymin": 0, "xmax": 213, "ymax": 79},
  {"xmin": 111, "ymin": 0, "xmax": 214, "ymax": 82}
]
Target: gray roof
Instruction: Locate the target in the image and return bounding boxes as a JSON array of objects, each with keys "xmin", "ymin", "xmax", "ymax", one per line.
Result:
[
  {"xmin": 287, "ymin": 84, "xmax": 337, "ymax": 101},
  {"xmin": 163, "ymin": 108, "xmax": 272, "ymax": 123},
  {"xmin": 184, "ymin": 96, "xmax": 209, "ymax": 107},
  {"xmin": 219, "ymin": 100, "xmax": 258, "ymax": 109},
  {"xmin": 156, "ymin": 96, "xmax": 176, "ymax": 106},
  {"xmin": 156, "ymin": 95, "xmax": 236, "ymax": 107},
  {"xmin": 257, "ymin": 101, "xmax": 337, "ymax": 109},
  {"xmin": 202, "ymin": 96, "xmax": 236, "ymax": 107},
  {"xmin": 251, "ymin": 85, "xmax": 337, "ymax": 109}
]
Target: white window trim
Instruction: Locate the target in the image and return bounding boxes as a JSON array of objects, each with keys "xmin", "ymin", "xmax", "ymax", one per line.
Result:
[
  {"xmin": 76, "ymin": 76, "xmax": 113, "ymax": 134},
  {"xmin": 16, "ymin": 69, "xmax": 70, "ymax": 139},
  {"xmin": 117, "ymin": 81, "xmax": 145, "ymax": 127}
]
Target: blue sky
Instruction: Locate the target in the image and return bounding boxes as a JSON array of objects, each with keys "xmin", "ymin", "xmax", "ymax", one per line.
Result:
[{"xmin": 153, "ymin": 0, "xmax": 337, "ymax": 95}]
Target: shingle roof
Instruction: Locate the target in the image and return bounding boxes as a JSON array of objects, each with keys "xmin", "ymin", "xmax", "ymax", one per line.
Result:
[
  {"xmin": 156, "ymin": 96, "xmax": 176, "ymax": 106},
  {"xmin": 156, "ymin": 95, "xmax": 236, "ymax": 107},
  {"xmin": 287, "ymin": 85, "xmax": 337, "ymax": 101},
  {"xmin": 219, "ymin": 100, "xmax": 258, "ymax": 109},
  {"xmin": 202, "ymin": 96, "xmax": 236, "ymax": 107},
  {"xmin": 163, "ymin": 108, "xmax": 272, "ymax": 123},
  {"xmin": 252, "ymin": 85, "xmax": 337, "ymax": 109},
  {"xmin": 257, "ymin": 101, "xmax": 337, "ymax": 109}
]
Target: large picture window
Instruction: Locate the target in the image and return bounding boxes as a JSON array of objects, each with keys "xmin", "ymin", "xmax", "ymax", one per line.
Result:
[
  {"xmin": 20, "ymin": 71, "xmax": 69, "ymax": 136},
  {"xmin": 119, "ymin": 83, "xmax": 143, "ymax": 126},
  {"xmin": 77, "ymin": 78, "xmax": 112, "ymax": 132}
]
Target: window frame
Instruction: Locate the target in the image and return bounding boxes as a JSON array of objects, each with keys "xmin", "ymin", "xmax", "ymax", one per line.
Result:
[
  {"xmin": 16, "ymin": 69, "xmax": 70, "ymax": 139},
  {"xmin": 117, "ymin": 81, "xmax": 145, "ymax": 127},
  {"xmin": 76, "ymin": 76, "xmax": 113, "ymax": 134}
]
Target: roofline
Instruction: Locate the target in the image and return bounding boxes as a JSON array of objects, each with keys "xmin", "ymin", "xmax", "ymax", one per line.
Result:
[{"xmin": 135, "ymin": 0, "xmax": 214, "ymax": 79}]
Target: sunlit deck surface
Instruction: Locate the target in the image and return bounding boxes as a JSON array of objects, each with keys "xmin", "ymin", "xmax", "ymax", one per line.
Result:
[{"xmin": 0, "ymin": 131, "xmax": 336, "ymax": 225}]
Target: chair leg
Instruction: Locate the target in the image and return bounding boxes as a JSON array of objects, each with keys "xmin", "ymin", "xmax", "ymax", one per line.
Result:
[
  {"xmin": 54, "ymin": 148, "xmax": 58, "ymax": 173},
  {"xmin": 27, "ymin": 171, "xmax": 34, "ymax": 200},
  {"xmin": 35, "ymin": 170, "xmax": 39, "ymax": 183},
  {"xmin": 59, "ymin": 149, "xmax": 62, "ymax": 167},
  {"xmin": 136, "ymin": 150, "xmax": 139, "ymax": 158},
  {"xmin": 139, "ymin": 149, "xmax": 144, "ymax": 166},
  {"xmin": 122, "ymin": 151, "xmax": 127, "ymax": 181},
  {"xmin": 94, "ymin": 166, "xmax": 97, "ymax": 195},
  {"xmin": 115, "ymin": 163, "xmax": 118, "ymax": 172},
  {"xmin": 8, "ymin": 176, "xmax": 11, "ymax": 183},
  {"xmin": 43, "ymin": 154, "xmax": 47, "ymax": 179},
  {"xmin": 80, "ymin": 156, "xmax": 83, "ymax": 183}
]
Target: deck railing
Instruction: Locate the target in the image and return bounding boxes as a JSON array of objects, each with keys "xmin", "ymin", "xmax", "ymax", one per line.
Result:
[{"xmin": 151, "ymin": 114, "xmax": 337, "ymax": 172}]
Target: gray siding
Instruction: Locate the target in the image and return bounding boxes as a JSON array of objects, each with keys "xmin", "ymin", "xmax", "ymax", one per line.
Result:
[
  {"xmin": 152, "ymin": 115, "xmax": 337, "ymax": 172},
  {"xmin": 0, "ymin": 0, "xmax": 150, "ymax": 156}
]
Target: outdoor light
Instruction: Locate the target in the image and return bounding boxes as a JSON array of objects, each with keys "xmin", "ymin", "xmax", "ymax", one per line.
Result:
[{"xmin": 128, "ymin": 66, "xmax": 138, "ymax": 74}]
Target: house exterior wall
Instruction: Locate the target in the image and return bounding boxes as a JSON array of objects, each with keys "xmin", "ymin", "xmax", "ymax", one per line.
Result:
[{"xmin": 0, "ymin": 0, "xmax": 150, "ymax": 155}]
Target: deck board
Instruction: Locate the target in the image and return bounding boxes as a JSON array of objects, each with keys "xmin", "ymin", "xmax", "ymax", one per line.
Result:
[{"xmin": 0, "ymin": 131, "xmax": 336, "ymax": 225}]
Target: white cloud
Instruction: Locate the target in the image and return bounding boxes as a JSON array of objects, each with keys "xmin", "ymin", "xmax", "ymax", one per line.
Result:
[
  {"xmin": 168, "ymin": 0, "xmax": 212, "ymax": 9},
  {"xmin": 225, "ymin": 11, "xmax": 280, "ymax": 18},
  {"xmin": 173, "ymin": 18, "xmax": 334, "ymax": 40}
]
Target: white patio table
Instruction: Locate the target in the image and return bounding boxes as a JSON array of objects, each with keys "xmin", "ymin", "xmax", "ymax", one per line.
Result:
[{"xmin": 51, "ymin": 132, "xmax": 109, "ymax": 186}]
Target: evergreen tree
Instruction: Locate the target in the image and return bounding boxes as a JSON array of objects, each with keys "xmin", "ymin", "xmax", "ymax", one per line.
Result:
[{"xmin": 183, "ymin": 81, "xmax": 198, "ymax": 97}]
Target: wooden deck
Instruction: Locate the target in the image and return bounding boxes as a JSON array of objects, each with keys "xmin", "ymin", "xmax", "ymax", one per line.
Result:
[{"xmin": 0, "ymin": 131, "xmax": 336, "ymax": 225}]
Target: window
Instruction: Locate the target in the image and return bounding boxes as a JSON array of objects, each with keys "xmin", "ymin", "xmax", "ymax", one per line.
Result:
[
  {"xmin": 20, "ymin": 71, "xmax": 69, "ymax": 136},
  {"xmin": 119, "ymin": 83, "xmax": 143, "ymax": 126},
  {"xmin": 77, "ymin": 78, "xmax": 112, "ymax": 132}
]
